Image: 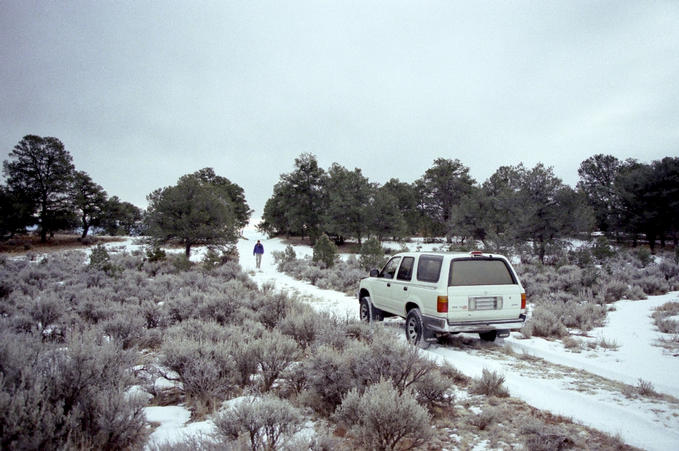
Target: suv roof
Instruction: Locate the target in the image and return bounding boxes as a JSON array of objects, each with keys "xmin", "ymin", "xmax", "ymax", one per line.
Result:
[{"xmin": 389, "ymin": 251, "xmax": 506, "ymax": 259}]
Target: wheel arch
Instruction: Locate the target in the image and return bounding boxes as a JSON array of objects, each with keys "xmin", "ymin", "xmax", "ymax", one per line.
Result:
[
  {"xmin": 359, "ymin": 288, "xmax": 371, "ymax": 302},
  {"xmin": 405, "ymin": 301, "xmax": 420, "ymax": 313}
]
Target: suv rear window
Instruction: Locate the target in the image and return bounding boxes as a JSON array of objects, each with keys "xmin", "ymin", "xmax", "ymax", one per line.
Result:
[
  {"xmin": 417, "ymin": 255, "xmax": 443, "ymax": 283},
  {"xmin": 448, "ymin": 259, "xmax": 516, "ymax": 286}
]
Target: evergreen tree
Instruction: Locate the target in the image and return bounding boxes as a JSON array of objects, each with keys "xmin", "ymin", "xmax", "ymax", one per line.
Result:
[
  {"xmin": 70, "ymin": 171, "xmax": 108, "ymax": 239},
  {"xmin": 614, "ymin": 158, "xmax": 679, "ymax": 251},
  {"xmin": 323, "ymin": 163, "xmax": 373, "ymax": 244},
  {"xmin": 415, "ymin": 158, "xmax": 475, "ymax": 239},
  {"xmin": 514, "ymin": 164, "xmax": 593, "ymax": 262},
  {"xmin": 190, "ymin": 168, "xmax": 252, "ymax": 230},
  {"xmin": 448, "ymin": 187, "xmax": 491, "ymax": 244},
  {"xmin": 369, "ymin": 187, "xmax": 407, "ymax": 241},
  {"xmin": 100, "ymin": 196, "xmax": 143, "ymax": 236},
  {"xmin": 651, "ymin": 157, "xmax": 679, "ymax": 247},
  {"xmin": 577, "ymin": 154, "xmax": 623, "ymax": 234},
  {"xmin": 145, "ymin": 169, "xmax": 248, "ymax": 257},
  {"xmin": 359, "ymin": 237, "xmax": 386, "ymax": 270},
  {"xmin": 480, "ymin": 165, "xmax": 524, "ymax": 249},
  {"xmin": 3, "ymin": 135, "xmax": 75, "ymax": 242},
  {"xmin": 0, "ymin": 184, "xmax": 35, "ymax": 237},
  {"xmin": 312, "ymin": 233, "xmax": 338, "ymax": 268},
  {"xmin": 261, "ymin": 153, "xmax": 325, "ymax": 242},
  {"xmin": 259, "ymin": 181, "xmax": 294, "ymax": 237},
  {"xmin": 381, "ymin": 178, "xmax": 420, "ymax": 235}
]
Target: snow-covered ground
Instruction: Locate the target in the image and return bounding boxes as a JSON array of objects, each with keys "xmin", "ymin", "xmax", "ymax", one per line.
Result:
[{"xmin": 99, "ymin": 229, "xmax": 679, "ymax": 450}]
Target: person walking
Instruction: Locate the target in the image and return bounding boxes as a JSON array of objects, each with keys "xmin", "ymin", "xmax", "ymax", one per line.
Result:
[{"xmin": 253, "ymin": 240, "xmax": 264, "ymax": 269}]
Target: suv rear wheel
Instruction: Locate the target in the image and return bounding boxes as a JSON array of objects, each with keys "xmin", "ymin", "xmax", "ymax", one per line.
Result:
[{"xmin": 405, "ymin": 308, "xmax": 430, "ymax": 348}]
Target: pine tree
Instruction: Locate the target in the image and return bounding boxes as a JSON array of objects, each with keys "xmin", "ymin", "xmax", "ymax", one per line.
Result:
[{"xmin": 3, "ymin": 135, "xmax": 75, "ymax": 242}]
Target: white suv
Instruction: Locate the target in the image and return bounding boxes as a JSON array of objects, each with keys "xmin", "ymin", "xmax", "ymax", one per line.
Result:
[{"xmin": 358, "ymin": 251, "xmax": 526, "ymax": 345}]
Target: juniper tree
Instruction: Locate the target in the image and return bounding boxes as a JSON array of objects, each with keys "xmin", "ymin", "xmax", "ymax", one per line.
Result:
[
  {"xmin": 577, "ymin": 154, "xmax": 623, "ymax": 235},
  {"xmin": 260, "ymin": 153, "xmax": 325, "ymax": 242},
  {"xmin": 369, "ymin": 187, "xmax": 407, "ymax": 242},
  {"xmin": 100, "ymin": 196, "xmax": 143, "ymax": 236},
  {"xmin": 415, "ymin": 158, "xmax": 475, "ymax": 239},
  {"xmin": 70, "ymin": 170, "xmax": 107, "ymax": 239},
  {"xmin": 322, "ymin": 163, "xmax": 373, "ymax": 244},
  {"xmin": 145, "ymin": 169, "xmax": 249, "ymax": 257}
]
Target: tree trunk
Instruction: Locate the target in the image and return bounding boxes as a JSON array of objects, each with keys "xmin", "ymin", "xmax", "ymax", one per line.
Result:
[
  {"xmin": 40, "ymin": 197, "xmax": 48, "ymax": 243},
  {"xmin": 81, "ymin": 217, "xmax": 89, "ymax": 239},
  {"xmin": 185, "ymin": 241, "xmax": 191, "ymax": 258},
  {"xmin": 646, "ymin": 232, "xmax": 656, "ymax": 254},
  {"xmin": 538, "ymin": 240, "xmax": 546, "ymax": 264}
]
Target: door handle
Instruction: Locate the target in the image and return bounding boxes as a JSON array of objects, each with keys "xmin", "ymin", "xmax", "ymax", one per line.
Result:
[
  {"xmin": 387, "ymin": 283, "xmax": 391, "ymax": 287},
  {"xmin": 403, "ymin": 286, "xmax": 408, "ymax": 291}
]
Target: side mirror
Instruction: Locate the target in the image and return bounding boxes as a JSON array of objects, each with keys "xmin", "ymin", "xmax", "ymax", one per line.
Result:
[{"xmin": 369, "ymin": 269, "xmax": 379, "ymax": 277}]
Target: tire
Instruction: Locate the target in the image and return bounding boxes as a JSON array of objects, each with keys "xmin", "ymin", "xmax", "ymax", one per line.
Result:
[
  {"xmin": 359, "ymin": 296, "xmax": 383, "ymax": 323},
  {"xmin": 405, "ymin": 308, "xmax": 430, "ymax": 348},
  {"xmin": 479, "ymin": 330, "xmax": 497, "ymax": 342}
]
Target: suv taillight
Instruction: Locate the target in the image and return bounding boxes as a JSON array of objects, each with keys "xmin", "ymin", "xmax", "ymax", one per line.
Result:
[
  {"xmin": 521, "ymin": 293, "xmax": 526, "ymax": 310},
  {"xmin": 437, "ymin": 296, "xmax": 448, "ymax": 313}
]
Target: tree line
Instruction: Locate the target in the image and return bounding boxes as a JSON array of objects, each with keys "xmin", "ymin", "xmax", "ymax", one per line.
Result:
[
  {"xmin": 1, "ymin": 135, "xmax": 251, "ymax": 257},
  {"xmin": 1, "ymin": 135, "xmax": 142, "ymax": 241},
  {"xmin": 3, "ymin": 134, "xmax": 677, "ymax": 261},
  {"xmin": 260, "ymin": 153, "xmax": 678, "ymax": 260}
]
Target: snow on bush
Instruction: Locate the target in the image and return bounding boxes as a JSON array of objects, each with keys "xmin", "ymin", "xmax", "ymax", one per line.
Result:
[
  {"xmin": 516, "ymin": 248, "xmax": 678, "ymax": 339},
  {"xmin": 0, "ymin": 328, "xmax": 147, "ymax": 450},
  {"xmin": 214, "ymin": 395, "xmax": 304, "ymax": 450}
]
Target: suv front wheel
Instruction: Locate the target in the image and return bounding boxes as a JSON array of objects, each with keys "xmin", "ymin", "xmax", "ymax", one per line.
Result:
[
  {"xmin": 405, "ymin": 308, "xmax": 430, "ymax": 348},
  {"xmin": 359, "ymin": 296, "xmax": 383, "ymax": 322}
]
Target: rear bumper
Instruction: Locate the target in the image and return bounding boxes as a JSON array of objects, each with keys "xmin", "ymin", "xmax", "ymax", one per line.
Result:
[{"xmin": 423, "ymin": 314, "xmax": 526, "ymax": 333}]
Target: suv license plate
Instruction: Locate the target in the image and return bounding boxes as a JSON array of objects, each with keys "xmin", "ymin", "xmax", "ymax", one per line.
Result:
[{"xmin": 468, "ymin": 296, "xmax": 502, "ymax": 311}]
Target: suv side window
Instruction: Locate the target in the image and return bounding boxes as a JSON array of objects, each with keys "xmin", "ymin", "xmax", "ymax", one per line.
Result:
[
  {"xmin": 397, "ymin": 257, "xmax": 414, "ymax": 281},
  {"xmin": 417, "ymin": 255, "xmax": 443, "ymax": 283},
  {"xmin": 379, "ymin": 257, "xmax": 402, "ymax": 279}
]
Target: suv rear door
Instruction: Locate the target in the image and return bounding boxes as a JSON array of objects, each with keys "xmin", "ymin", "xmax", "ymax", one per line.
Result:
[
  {"xmin": 446, "ymin": 257, "xmax": 523, "ymax": 322},
  {"xmin": 387, "ymin": 256, "xmax": 415, "ymax": 312}
]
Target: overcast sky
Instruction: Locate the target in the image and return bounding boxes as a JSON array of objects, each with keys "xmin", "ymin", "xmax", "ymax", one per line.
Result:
[{"xmin": 1, "ymin": 1, "xmax": 678, "ymax": 218}]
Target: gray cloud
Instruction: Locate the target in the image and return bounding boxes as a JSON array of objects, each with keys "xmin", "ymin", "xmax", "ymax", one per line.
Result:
[{"xmin": 2, "ymin": 1, "xmax": 678, "ymax": 218}]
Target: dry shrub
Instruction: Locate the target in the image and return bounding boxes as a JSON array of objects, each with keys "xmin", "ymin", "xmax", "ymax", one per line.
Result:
[
  {"xmin": 333, "ymin": 380, "xmax": 432, "ymax": 451},
  {"xmin": 522, "ymin": 307, "xmax": 568, "ymax": 338},
  {"xmin": 0, "ymin": 329, "xmax": 147, "ymax": 450},
  {"xmin": 470, "ymin": 369, "xmax": 509, "ymax": 398},
  {"xmin": 636, "ymin": 379, "xmax": 659, "ymax": 397},
  {"xmin": 160, "ymin": 338, "xmax": 235, "ymax": 409},
  {"xmin": 470, "ymin": 407, "xmax": 498, "ymax": 431},
  {"xmin": 251, "ymin": 330, "xmax": 300, "ymax": 391},
  {"xmin": 214, "ymin": 395, "xmax": 303, "ymax": 451},
  {"xmin": 278, "ymin": 303, "xmax": 321, "ymax": 349},
  {"xmin": 652, "ymin": 302, "xmax": 679, "ymax": 334},
  {"xmin": 522, "ymin": 424, "xmax": 576, "ymax": 451}
]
